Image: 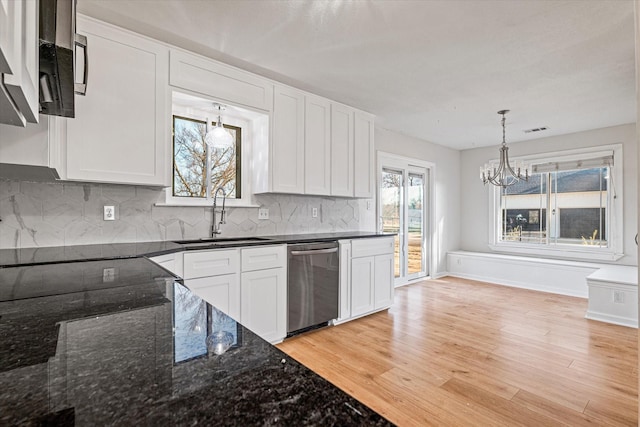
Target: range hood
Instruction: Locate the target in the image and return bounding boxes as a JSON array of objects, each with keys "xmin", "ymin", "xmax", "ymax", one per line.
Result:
[{"xmin": 0, "ymin": 163, "xmax": 60, "ymax": 182}]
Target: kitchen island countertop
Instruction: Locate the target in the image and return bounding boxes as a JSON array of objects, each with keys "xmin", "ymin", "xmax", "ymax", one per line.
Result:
[{"xmin": 0, "ymin": 234, "xmax": 395, "ymax": 425}]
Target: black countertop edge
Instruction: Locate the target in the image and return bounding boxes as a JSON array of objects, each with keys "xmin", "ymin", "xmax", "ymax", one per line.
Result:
[{"xmin": 0, "ymin": 232, "xmax": 396, "ymax": 268}]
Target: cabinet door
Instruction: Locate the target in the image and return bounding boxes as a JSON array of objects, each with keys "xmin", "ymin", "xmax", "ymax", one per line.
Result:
[
  {"xmin": 186, "ymin": 274, "xmax": 240, "ymax": 320},
  {"xmin": 374, "ymin": 253, "xmax": 394, "ymax": 309},
  {"xmin": 304, "ymin": 95, "xmax": 331, "ymax": 195},
  {"xmin": 65, "ymin": 17, "xmax": 169, "ymax": 186},
  {"xmin": 272, "ymin": 85, "xmax": 304, "ymax": 194},
  {"xmin": 330, "ymin": 103, "xmax": 354, "ymax": 197},
  {"xmin": 354, "ymin": 110, "xmax": 375, "ymax": 198},
  {"xmin": 0, "ymin": 0, "xmax": 38, "ymax": 127},
  {"xmin": 351, "ymin": 256, "xmax": 375, "ymax": 317},
  {"xmin": 3, "ymin": 0, "xmax": 38, "ymax": 124},
  {"xmin": 240, "ymin": 268, "xmax": 286, "ymax": 343}
]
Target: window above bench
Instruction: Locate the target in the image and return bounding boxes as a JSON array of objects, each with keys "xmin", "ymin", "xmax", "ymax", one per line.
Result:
[{"xmin": 488, "ymin": 144, "xmax": 624, "ymax": 262}]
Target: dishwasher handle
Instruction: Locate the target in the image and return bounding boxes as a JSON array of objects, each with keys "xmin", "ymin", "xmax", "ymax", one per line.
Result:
[{"xmin": 290, "ymin": 248, "xmax": 338, "ymax": 256}]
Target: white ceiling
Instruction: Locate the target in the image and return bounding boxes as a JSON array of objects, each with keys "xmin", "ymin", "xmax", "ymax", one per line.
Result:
[{"xmin": 77, "ymin": 0, "xmax": 637, "ymax": 150}]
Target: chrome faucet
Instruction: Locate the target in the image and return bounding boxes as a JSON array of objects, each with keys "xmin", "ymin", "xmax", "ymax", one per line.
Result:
[{"xmin": 211, "ymin": 187, "xmax": 227, "ymax": 237}]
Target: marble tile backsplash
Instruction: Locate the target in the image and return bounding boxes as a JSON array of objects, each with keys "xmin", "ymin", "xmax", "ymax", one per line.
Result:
[{"xmin": 0, "ymin": 180, "xmax": 375, "ymax": 249}]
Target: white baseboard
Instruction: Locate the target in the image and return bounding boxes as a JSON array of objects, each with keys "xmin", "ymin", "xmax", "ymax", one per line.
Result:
[
  {"xmin": 585, "ymin": 311, "xmax": 638, "ymax": 328},
  {"xmin": 447, "ymin": 251, "xmax": 600, "ymax": 298}
]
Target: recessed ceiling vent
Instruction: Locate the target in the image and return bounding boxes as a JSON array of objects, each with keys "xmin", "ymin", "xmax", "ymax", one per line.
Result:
[{"xmin": 523, "ymin": 126, "xmax": 548, "ymax": 134}]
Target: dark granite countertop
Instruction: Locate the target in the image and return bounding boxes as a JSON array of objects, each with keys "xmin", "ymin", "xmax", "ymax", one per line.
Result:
[
  {"xmin": 0, "ymin": 256, "xmax": 393, "ymax": 425},
  {"xmin": 0, "ymin": 231, "xmax": 393, "ymax": 267}
]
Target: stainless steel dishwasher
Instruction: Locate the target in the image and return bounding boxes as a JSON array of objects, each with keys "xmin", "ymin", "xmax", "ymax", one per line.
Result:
[{"xmin": 287, "ymin": 241, "xmax": 339, "ymax": 336}]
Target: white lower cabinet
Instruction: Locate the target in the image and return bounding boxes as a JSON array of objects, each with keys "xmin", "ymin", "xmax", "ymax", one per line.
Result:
[
  {"xmin": 187, "ymin": 273, "xmax": 240, "ymax": 320},
  {"xmin": 181, "ymin": 249, "xmax": 240, "ymax": 320},
  {"xmin": 351, "ymin": 256, "xmax": 375, "ymax": 317},
  {"xmin": 240, "ymin": 245, "xmax": 287, "ymax": 344},
  {"xmin": 148, "ymin": 252, "xmax": 183, "ymax": 278},
  {"xmin": 374, "ymin": 253, "xmax": 394, "ymax": 309},
  {"xmin": 343, "ymin": 236, "xmax": 395, "ymax": 322},
  {"xmin": 240, "ymin": 268, "xmax": 287, "ymax": 343}
]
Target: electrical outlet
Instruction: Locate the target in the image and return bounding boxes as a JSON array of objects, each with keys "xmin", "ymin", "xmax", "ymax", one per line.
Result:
[
  {"xmin": 103, "ymin": 206, "xmax": 115, "ymax": 221},
  {"xmin": 258, "ymin": 208, "xmax": 269, "ymax": 220},
  {"xmin": 613, "ymin": 290, "xmax": 625, "ymax": 304},
  {"xmin": 103, "ymin": 268, "xmax": 116, "ymax": 283},
  {"xmin": 367, "ymin": 200, "xmax": 371, "ymax": 210},
  {"xmin": 312, "ymin": 207, "xmax": 318, "ymax": 218}
]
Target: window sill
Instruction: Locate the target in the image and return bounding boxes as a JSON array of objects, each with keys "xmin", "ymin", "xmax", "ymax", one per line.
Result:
[{"xmin": 488, "ymin": 243, "xmax": 624, "ymax": 263}]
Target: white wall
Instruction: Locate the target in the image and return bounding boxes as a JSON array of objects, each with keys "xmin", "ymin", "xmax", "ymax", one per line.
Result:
[
  {"xmin": 460, "ymin": 123, "xmax": 638, "ymax": 266},
  {"xmin": 375, "ymin": 127, "xmax": 461, "ymax": 276}
]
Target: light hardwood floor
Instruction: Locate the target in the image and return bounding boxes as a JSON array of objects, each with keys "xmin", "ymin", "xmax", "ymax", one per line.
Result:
[{"xmin": 277, "ymin": 276, "xmax": 638, "ymax": 426}]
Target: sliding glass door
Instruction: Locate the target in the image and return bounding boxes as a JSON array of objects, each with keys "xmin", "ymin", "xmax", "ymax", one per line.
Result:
[
  {"xmin": 379, "ymin": 156, "xmax": 430, "ymax": 285},
  {"xmin": 381, "ymin": 168, "xmax": 403, "ymax": 278}
]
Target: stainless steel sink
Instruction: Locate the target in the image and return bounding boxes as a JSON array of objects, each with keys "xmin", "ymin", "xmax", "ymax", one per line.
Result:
[{"xmin": 173, "ymin": 237, "xmax": 271, "ymax": 246}]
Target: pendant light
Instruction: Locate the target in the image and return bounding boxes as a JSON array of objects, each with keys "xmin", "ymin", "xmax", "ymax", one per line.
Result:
[
  {"xmin": 480, "ymin": 110, "xmax": 530, "ymax": 188},
  {"xmin": 205, "ymin": 103, "xmax": 234, "ymax": 148}
]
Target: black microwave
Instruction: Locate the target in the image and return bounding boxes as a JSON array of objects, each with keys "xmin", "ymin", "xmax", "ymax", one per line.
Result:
[{"xmin": 38, "ymin": 0, "xmax": 86, "ymax": 118}]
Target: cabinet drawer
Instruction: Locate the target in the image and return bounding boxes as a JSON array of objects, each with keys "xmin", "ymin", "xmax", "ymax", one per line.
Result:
[
  {"xmin": 241, "ymin": 245, "xmax": 286, "ymax": 272},
  {"xmin": 351, "ymin": 236, "xmax": 395, "ymax": 258},
  {"xmin": 183, "ymin": 249, "xmax": 239, "ymax": 279}
]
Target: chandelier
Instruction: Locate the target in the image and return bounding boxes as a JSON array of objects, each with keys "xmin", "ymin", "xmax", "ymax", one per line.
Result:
[{"xmin": 480, "ymin": 110, "xmax": 529, "ymax": 188}]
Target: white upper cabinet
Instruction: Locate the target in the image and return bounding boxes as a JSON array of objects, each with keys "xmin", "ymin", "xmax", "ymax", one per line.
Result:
[
  {"xmin": 259, "ymin": 85, "xmax": 374, "ymax": 198},
  {"xmin": 354, "ymin": 110, "xmax": 375, "ymax": 198},
  {"xmin": 63, "ymin": 16, "xmax": 169, "ymax": 186},
  {"xmin": 0, "ymin": 0, "xmax": 38, "ymax": 127},
  {"xmin": 270, "ymin": 85, "xmax": 305, "ymax": 194},
  {"xmin": 304, "ymin": 94, "xmax": 331, "ymax": 195},
  {"xmin": 330, "ymin": 103, "xmax": 354, "ymax": 197},
  {"xmin": 169, "ymin": 50, "xmax": 273, "ymax": 112}
]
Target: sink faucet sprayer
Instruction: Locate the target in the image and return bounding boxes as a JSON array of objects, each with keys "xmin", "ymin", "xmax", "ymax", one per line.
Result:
[{"xmin": 211, "ymin": 187, "xmax": 227, "ymax": 237}]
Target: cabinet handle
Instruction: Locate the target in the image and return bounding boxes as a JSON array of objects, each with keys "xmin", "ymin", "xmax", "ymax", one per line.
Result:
[
  {"xmin": 290, "ymin": 248, "xmax": 338, "ymax": 256},
  {"xmin": 75, "ymin": 34, "xmax": 88, "ymax": 95}
]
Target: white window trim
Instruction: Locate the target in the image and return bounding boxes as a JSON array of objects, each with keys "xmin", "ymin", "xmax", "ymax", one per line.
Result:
[
  {"xmin": 159, "ymin": 99, "xmax": 262, "ymax": 208},
  {"xmin": 488, "ymin": 144, "xmax": 624, "ymax": 262}
]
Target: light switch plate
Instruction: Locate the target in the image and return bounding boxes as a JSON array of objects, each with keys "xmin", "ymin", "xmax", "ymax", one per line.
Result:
[
  {"xmin": 312, "ymin": 207, "xmax": 318, "ymax": 218},
  {"xmin": 104, "ymin": 206, "xmax": 115, "ymax": 221},
  {"xmin": 258, "ymin": 208, "xmax": 269, "ymax": 220}
]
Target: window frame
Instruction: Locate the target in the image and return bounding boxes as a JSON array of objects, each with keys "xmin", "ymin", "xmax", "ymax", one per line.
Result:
[
  {"xmin": 171, "ymin": 114, "xmax": 242, "ymax": 200},
  {"xmin": 488, "ymin": 144, "xmax": 624, "ymax": 262},
  {"xmin": 162, "ymin": 101, "xmax": 260, "ymax": 208}
]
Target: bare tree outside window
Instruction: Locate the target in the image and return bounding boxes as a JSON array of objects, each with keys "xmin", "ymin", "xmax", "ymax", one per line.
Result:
[{"xmin": 173, "ymin": 116, "xmax": 240, "ymax": 199}]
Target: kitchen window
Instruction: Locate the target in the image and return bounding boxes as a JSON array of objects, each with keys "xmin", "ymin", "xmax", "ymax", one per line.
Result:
[
  {"xmin": 163, "ymin": 91, "xmax": 266, "ymax": 207},
  {"xmin": 172, "ymin": 115, "xmax": 241, "ymax": 199},
  {"xmin": 488, "ymin": 145, "xmax": 623, "ymax": 261}
]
